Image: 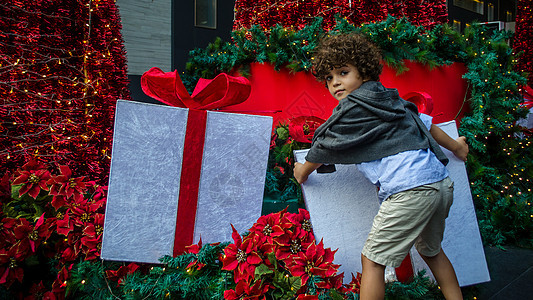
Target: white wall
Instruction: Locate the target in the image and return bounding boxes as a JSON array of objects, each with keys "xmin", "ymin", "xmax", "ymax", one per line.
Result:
[{"xmin": 116, "ymin": 0, "xmax": 172, "ymax": 75}]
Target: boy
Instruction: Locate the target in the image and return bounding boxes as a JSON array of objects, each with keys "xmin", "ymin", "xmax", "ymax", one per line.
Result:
[{"xmin": 293, "ymin": 33, "xmax": 468, "ymax": 300}]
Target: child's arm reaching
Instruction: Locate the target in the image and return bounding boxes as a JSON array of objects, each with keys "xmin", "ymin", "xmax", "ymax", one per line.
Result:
[
  {"xmin": 293, "ymin": 161, "xmax": 323, "ymax": 184},
  {"xmin": 429, "ymin": 124, "xmax": 469, "ymax": 161}
]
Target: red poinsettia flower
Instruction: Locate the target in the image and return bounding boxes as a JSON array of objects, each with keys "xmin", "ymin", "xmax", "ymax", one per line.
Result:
[
  {"xmin": 274, "ymin": 227, "xmax": 314, "ymax": 262},
  {"xmin": 184, "ymin": 238, "xmax": 207, "ymax": 270},
  {"xmin": 56, "ymin": 197, "xmax": 105, "ymax": 262},
  {"xmin": 56, "ymin": 213, "xmax": 75, "ymax": 237},
  {"xmin": 0, "ymin": 172, "xmax": 11, "ymax": 203},
  {"xmin": 81, "ymin": 235, "xmax": 101, "ymax": 260},
  {"xmin": 60, "ymin": 244, "xmax": 80, "ymax": 262},
  {"xmin": 289, "ymin": 116, "xmax": 325, "ymax": 143},
  {"xmin": 224, "ymin": 279, "xmax": 269, "ymax": 300},
  {"xmin": 85, "ymin": 181, "xmax": 108, "ymax": 202},
  {"xmin": 105, "ymin": 263, "xmax": 140, "ymax": 286},
  {"xmin": 41, "ymin": 291, "xmax": 59, "ymax": 300},
  {"xmin": 0, "ymin": 243, "xmax": 28, "ymax": 287},
  {"xmin": 315, "ymin": 271, "xmax": 344, "ymax": 290},
  {"xmin": 0, "ymin": 265, "xmax": 24, "ymax": 288},
  {"xmin": 82, "ymin": 213, "xmax": 104, "ymax": 238},
  {"xmin": 0, "ymin": 217, "xmax": 18, "ymax": 248},
  {"xmin": 48, "ymin": 165, "xmax": 87, "ymax": 205},
  {"xmin": 12, "ymin": 160, "xmax": 51, "ymax": 199},
  {"xmin": 248, "ymin": 208, "xmax": 292, "ymax": 245},
  {"xmin": 287, "ymin": 209, "xmax": 314, "ymax": 239},
  {"xmin": 288, "ymin": 239, "xmax": 339, "ymax": 286},
  {"xmin": 51, "ymin": 264, "xmax": 71, "ymax": 298},
  {"xmin": 222, "ymin": 225, "xmax": 263, "ymax": 283},
  {"xmin": 50, "ymin": 194, "xmax": 68, "ymax": 211},
  {"xmin": 24, "ymin": 280, "xmax": 47, "ymax": 300},
  {"xmin": 340, "ymin": 272, "xmax": 362, "ymax": 295},
  {"xmin": 13, "ymin": 214, "xmax": 54, "ymax": 253},
  {"xmin": 185, "ymin": 238, "xmax": 203, "ymax": 255}
]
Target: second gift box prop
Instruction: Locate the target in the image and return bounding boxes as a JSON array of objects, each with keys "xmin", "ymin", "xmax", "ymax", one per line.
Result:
[{"xmin": 294, "ymin": 121, "xmax": 490, "ymax": 286}]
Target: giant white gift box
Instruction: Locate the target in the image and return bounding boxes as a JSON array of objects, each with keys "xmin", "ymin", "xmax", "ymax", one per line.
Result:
[
  {"xmin": 294, "ymin": 121, "xmax": 490, "ymax": 286},
  {"xmin": 101, "ymin": 100, "xmax": 273, "ymax": 264}
]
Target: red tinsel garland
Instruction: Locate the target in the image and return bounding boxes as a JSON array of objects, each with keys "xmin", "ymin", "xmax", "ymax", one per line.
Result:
[
  {"xmin": 232, "ymin": 0, "xmax": 448, "ymax": 31},
  {"xmin": 0, "ymin": 0, "xmax": 130, "ymax": 184},
  {"xmin": 514, "ymin": 0, "xmax": 533, "ymax": 87}
]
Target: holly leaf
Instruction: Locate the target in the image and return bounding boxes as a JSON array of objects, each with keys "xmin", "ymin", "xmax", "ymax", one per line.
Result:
[
  {"xmin": 267, "ymin": 252, "xmax": 278, "ymax": 269},
  {"xmin": 329, "ymin": 289, "xmax": 345, "ymax": 300},
  {"xmin": 255, "ymin": 264, "xmax": 273, "ymax": 278},
  {"xmin": 276, "ymin": 127, "xmax": 289, "ymax": 141},
  {"xmin": 272, "ymin": 271, "xmax": 301, "ymax": 297},
  {"xmin": 11, "ymin": 184, "xmax": 22, "ymax": 200}
]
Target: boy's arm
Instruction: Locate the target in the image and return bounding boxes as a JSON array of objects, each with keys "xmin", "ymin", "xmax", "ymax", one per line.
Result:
[
  {"xmin": 429, "ymin": 124, "xmax": 469, "ymax": 161},
  {"xmin": 293, "ymin": 161, "xmax": 323, "ymax": 184}
]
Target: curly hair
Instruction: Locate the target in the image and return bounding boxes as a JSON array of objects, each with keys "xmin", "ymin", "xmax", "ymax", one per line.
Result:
[{"xmin": 312, "ymin": 32, "xmax": 383, "ymax": 82}]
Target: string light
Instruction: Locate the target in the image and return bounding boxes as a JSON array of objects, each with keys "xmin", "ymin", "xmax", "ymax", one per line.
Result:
[{"xmin": 0, "ymin": 0, "xmax": 130, "ymax": 182}]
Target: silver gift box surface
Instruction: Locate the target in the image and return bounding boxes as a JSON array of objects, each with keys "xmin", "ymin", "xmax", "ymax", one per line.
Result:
[
  {"xmin": 294, "ymin": 121, "xmax": 490, "ymax": 286},
  {"xmin": 101, "ymin": 100, "xmax": 273, "ymax": 264}
]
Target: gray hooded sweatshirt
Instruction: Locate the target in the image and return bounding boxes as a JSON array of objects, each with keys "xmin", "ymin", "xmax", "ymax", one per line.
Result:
[{"xmin": 305, "ymin": 81, "xmax": 448, "ymax": 166}]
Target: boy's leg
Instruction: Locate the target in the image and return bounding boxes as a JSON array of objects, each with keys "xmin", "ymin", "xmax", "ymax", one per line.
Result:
[
  {"xmin": 360, "ymin": 254, "xmax": 385, "ymax": 300},
  {"xmin": 419, "ymin": 249, "xmax": 463, "ymax": 300}
]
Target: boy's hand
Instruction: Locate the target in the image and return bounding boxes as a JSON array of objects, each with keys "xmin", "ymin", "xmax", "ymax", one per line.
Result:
[
  {"xmin": 453, "ymin": 136, "xmax": 469, "ymax": 161},
  {"xmin": 293, "ymin": 162, "xmax": 309, "ymax": 184},
  {"xmin": 293, "ymin": 161, "xmax": 322, "ymax": 184},
  {"xmin": 430, "ymin": 125, "xmax": 469, "ymax": 162}
]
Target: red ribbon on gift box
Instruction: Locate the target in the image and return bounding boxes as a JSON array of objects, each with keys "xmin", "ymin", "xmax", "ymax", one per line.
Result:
[{"xmin": 141, "ymin": 67, "xmax": 252, "ymax": 255}]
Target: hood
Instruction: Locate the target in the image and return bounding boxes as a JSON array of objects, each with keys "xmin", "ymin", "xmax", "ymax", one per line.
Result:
[{"xmin": 344, "ymin": 81, "xmax": 407, "ymax": 122}]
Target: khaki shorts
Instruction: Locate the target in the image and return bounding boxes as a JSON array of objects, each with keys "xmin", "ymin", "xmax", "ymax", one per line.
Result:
[{"xmin": 362, "ymin": 177, "xmax": 454, "ymax": 267}]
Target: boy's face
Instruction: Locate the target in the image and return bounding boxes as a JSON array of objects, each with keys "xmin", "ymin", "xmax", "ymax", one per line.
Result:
[{"xmin": 324, "ymin": 64, "xmax": 365, "ymax": 101}]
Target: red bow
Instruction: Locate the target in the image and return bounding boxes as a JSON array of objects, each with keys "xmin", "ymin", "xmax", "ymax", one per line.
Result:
[
  {"xmin": 140, "ymin": 67, "xmax": 251, "ymax": 110},
  {"xmin": 403, "ymin": 91, "xmax": 434, "ymax": 115}
]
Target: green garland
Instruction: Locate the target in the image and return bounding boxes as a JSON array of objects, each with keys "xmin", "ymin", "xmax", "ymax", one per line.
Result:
[
  {"xmin": 67, "ymin": 243, "xmax": 232, "ymax": 299},
  {"xmin": 182, "ymin": 16, "xmax": 467, "ymax": 89},
  {"xmin": 65, "ymin": 244, "xmax": 476, "ymax": 300},
  {"xmin": 459, "ymin": 26, "xmax": 532, "ymax": 247},
  {"xmin": 183, "ymin": 16, "xmax": 533, "ymax": 248}
]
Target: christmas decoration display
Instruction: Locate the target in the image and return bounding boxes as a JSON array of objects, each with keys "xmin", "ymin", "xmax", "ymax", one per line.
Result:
[
  {"xmin": 0, "ymin": 160, "xmax": 106, "ymax": 298},
  {"xmin": 294, "ymin": 121, "xmax": 490, "ymax": 287},
  {"xmin": 221, "ymin": 59, "xmax": 468, "ymax": 129},
  {"xmin": 263, "ymin": 119, "xmax": 319, "ymax": 205},
  {"xmin": 0, "ymin": 1, "xmax": 130, "ymax": 185},
  {"xmin": 183, "ymin": 16, "xmax": 466, "ymax": 92},
  {"xmin": 0, "ymin": 0, "xmax": 531, "ymax": 297},
  {"xmin": 0, "ymin": 158, "xmax": 478, "ymax": 299},
  {"xmin": 101, "ymin": 99, "xmax": 272, "ymax": 263},
  {"xmin": 221, "ymin": 208, "xmax": 349, "ymax": 299},
  {"xmin": 182, "ymin": 16, "xmax": 533, "ymax": 248},
  {"xmin": 233, "ymin": 0, "xmax": 448, "ymax": 31},
  {"xmin": 514, "ymin": 0, "xmax": 533, "ymax": 87},
  {"xmin": 458, "ymin": 26, "xmax": 532, "ymax": 247}
]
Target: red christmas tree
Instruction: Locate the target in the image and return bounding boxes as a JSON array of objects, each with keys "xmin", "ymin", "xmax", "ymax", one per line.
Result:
[
  {"xmin": 0, "ymin": 0, "xmax": 130, "ymax": 183},
  {"xmin": 233, "ymin": 0, "xmax": 448, "ymax": 31},
  {"xmin": 514, "ymin": 0, "xmax": 533, "ymax": 87}
]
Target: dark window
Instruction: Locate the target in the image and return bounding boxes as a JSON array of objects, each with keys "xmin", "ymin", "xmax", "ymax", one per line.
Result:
[
  {"xmin": 195, "ymin": 0, "xmax": 216, "ymax": 29},
  {"xmin": 488, "ymin": 3, "xmax": 494, "ymax": 21},
  {"xmin": 453, "ymin": 0, "xmax": 484, "ymax": 14}
]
